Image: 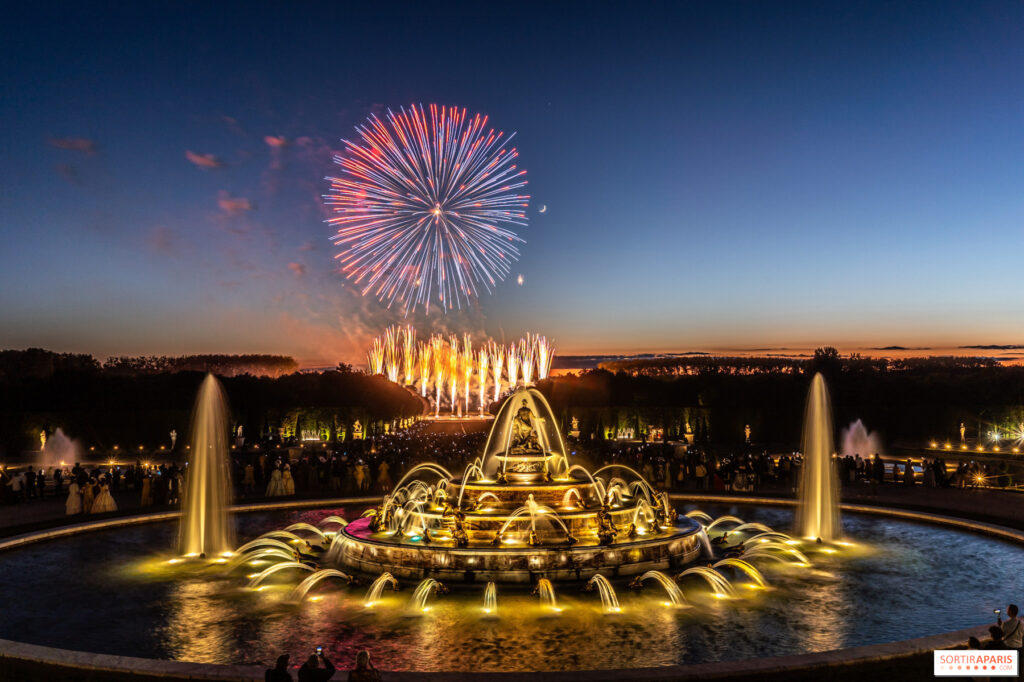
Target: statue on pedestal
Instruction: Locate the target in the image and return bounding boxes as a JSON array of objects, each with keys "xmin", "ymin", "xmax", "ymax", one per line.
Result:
[{"xmin": 509, "ymin": 401, "xmax": 542, "ymax": 455}]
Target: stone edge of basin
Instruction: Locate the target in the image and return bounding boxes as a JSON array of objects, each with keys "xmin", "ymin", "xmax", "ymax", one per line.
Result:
[{"xmin": 0, "ymin": 495, "xmax": 1010, "ymax": 681}]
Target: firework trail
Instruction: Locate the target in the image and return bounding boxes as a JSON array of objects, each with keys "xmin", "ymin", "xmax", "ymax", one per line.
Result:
[
  {"xmin": 402, "ymin": 325, "xmax": 416, "ymax": 385},
  {"xmin": 520, "ymin": 336, "xmax": 535, "ymax": 386},
  {"xmin": 364, "ymin": 329, "xmax": 554, "ymax": 416},
  {"xmin": 477, "ymin": 348, "xmax": 489, "ymax": 414},
  {"xmin": 506, "ymin": 345, "xmax": 520, "ymax": 391},
  {"xmin": 368, "ymin": 338, "xmax": 385, "ymax": 375},
  {"xmin": 537, "ymin": 335, "xmax": 554, "ymax": 380},
  {"xmin": 325, "ymin": 104, "xmax": 529, "ymax": 313},
  {"xmin": 489, "ymin": 342, "xmax": 504, "ymax": 403},
  {"xmin": 383, "ymin": 326, "xmax": 401, "ymax": 383},
  {"xmin": 462, "ymin": 334, "xmax": 474, "ymax": 414},
  {"xmin": 418, "ymin": 341, "xmax": 432, "ymax": 397},
  {"xmin": 432, "ymin": 337, "xmax": 446, "ymax": 416},
  {"xmin": 448, "ymin": 335, "xmax": 460, "ymax": 412}
]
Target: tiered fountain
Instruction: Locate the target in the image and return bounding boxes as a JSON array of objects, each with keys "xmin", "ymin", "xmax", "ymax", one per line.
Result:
[{"xmin": 334, "ymin": 388, "xmax": 705, "ymax": 582}]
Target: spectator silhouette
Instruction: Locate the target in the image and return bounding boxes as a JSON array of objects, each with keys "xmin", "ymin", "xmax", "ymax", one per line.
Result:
[
  {"xmin": 298, "ymin": 651, "xmax": 335, "ymax": 681},
  {"xmin": 348, "ymin": 650, "xmax": 381, "ymax": 682},
  {"xmin": 266, "ymin": 654, "xmax": 292, "ymax": 682}
]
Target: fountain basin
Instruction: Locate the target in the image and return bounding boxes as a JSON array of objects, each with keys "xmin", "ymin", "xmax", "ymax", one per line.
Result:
[
  {"xmin": 0, "ymin": 500, "xmax": 1021, "ymax": 674},
  {"xmin": 337, "ymin": 515, "xmax": 704, "ymax": 583}
]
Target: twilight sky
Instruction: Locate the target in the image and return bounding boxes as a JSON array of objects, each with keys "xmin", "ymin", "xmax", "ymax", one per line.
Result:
[{"xmin": 2, "ymin": 1, "xmax": 1023, "ymax": 364}]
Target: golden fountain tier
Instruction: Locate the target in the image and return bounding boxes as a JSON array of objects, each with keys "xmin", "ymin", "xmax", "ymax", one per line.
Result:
[{"xmin": 335, "ymin": 388, "xmax": 704, "ymax": 583}]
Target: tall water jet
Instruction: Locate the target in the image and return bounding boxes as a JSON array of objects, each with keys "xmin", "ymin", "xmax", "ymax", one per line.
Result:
[
  {"xmin": 40, "ymin": 428, "xmax": 78, "ymax": 469},
  {"xmin": 795, "ymin": 372, "xmax": 841, "ymax": 542},
  {"xmin": 178, "ymin": 374, "xmax": 235, "ymax": 557},
  {"xmin": 841, "ymin": 419, "xmax": 882, "ymax": 458}
]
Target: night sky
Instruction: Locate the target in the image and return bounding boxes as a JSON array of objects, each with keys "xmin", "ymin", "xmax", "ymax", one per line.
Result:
[{"xmin": 3, "ymin": 2, "xmax": 1023, "ymax": 364}]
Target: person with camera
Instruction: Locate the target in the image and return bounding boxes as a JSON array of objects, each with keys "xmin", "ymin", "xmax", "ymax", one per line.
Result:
[
  {"xmin": 997, "ymin": 604, "xmax": 1022, "ymax": 650},
  {"xmin": 298, "ymin": 647, "xmax": 335, "ymax": 682}
]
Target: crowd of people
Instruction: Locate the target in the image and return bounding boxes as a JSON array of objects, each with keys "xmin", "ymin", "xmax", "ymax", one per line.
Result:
[
  {"xmin": 0, "ymin": 422, "xmax": 1019, "ymax": 519},
  {"xmin": 265, "ymin": 649, "xmax": 380, "ymax": 682}
]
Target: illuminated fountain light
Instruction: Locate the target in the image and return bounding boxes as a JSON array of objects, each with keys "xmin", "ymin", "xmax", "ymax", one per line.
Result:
[
  {"xmin": 225, "ymin": 547, "xmax": 296, "ymax": 573},
  {"xmin": 587, "ymin": 574, "xmax": 621, "ymax": 613},
  {"xmin": 318, "ymin": 516, "xmax": 349, "ymax": 530},
  {"xmin": 796, "ymin": 373, "xmax": 841, "ymax": 541},
  {"xmin": 178, "ymin": 374, "xmax": 235, "ymax": 558},
  {"xmin": 284, "ymin": 523, "xmax": 328, "ymax": 542},
  {"xmin": 637, "ymin": 570, "xmax": 687, "ymax": 607},
  {"xmin": 536, "ymin": 578, "xmax": 560, "ymax": 612},
  {"xmin": 740, "ymin": 541, "xmax": 811, "ymax": 566},
  {"xmin": 713, "ymin": 558, "xmax": 768, "ymax": 589},
  {"xmin": 685, "ymin": 510, "xmax": 714, "ymax": 525},
  {"xmin": 409, "ymin": 578, "xmax": 444, "ymax": 613},
  {"xmin": 676, "ymin": 567, "xmax": 736, "ymax": 599},
  {"xmin": 483, "ymin": 581, "xmax": 498, "ymax": 615},
  {"xmin": 364, "ymin": 572, "xmax": 398, "ymax": 608},
  {"xmin": 705, "ymin": 515, "xmax": 746, "ymax": 533},
  {"xmin": 288, "ymin": 569, "xmax": 353, "ymax": 603},
  {"xmin": 247, "ymin": 562, "xmax": 315, "ymax": 589}
]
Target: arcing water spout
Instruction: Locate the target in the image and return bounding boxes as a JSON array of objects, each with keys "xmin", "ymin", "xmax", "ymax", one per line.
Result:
[
  {"xmin": 587, "ymin": 574, "xmax": 621, "ymax": 613},
  {"xmin": 364, "ymin": 572, "xmax": 398, "ymax": 607},
  {"xmin": 638, "ymin": 570, "xmax": 687, "ymax": 606}
]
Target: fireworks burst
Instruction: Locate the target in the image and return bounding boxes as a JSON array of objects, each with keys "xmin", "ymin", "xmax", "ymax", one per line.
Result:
[
  {"xmin": 365, "ymin": 327, "xmax": 555, "ymax": 415},
  {"xmin": 325, "ymin": 104, "xmax": 529, "ymax": 313}
]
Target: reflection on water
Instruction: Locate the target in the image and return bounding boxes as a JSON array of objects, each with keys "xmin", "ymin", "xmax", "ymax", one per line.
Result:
[{"xmin": 0, "ymin": 505, "xmax": 1020, "ymax": 672}]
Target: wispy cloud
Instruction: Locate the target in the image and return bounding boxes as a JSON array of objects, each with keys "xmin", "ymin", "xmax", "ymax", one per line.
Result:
[
  {"xmin": 185, "ymin": 150, "xmax": 223, "ymax": 169},
  {"xmin": 47, "ymin": 136, "xmax": 98, "ymax": 155},
  {"xmin": 287, "ymin": 262, "xmax": 307, "ymax": 277},
  {"xmin": 217, "ymin": 190, "xmax": 254, "ymax": 216}
]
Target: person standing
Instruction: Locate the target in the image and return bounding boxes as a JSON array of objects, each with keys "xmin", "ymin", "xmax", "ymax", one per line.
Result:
[
  {"xmin": 53, "ymin": 468, "xmax": 64, "ymax": 497},
  {"xmin": 297, "ymin": 651, "xmax": 335, "ymax": 682},
  {"xmin": 347, "ymin": 650, "xmax": 380, "ymax": 682},
  {"xmin": 25, "ymin": 467, "xmax": 37, "ymax": 499},
  {"xmin": 282, "ymin": 464, "xmax": 296, "ymax": 496},
  {"xmin": 243, "ymin": 463, "xmax": 255, "ymax": 496},
  {"xmin": 91, "ymin": 477, "xmax": 117, "ymax": 513},
  {"xmin": 65, "ymin": 478, "xmax": 82, "ymax": 515},
  {"xmin": 998, "ymin": 604, "xmax": 1022, "ymax": 651},
  {"xmin": 265, "ymin": 654, "xmax": 292, "ymax": 682},
  {"xmin": 82, "ymin": 478, "xmax": 96, "ymax": 513}
]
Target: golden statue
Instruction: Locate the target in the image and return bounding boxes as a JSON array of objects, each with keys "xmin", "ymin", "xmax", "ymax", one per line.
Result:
[{"xmin": 509, "ymin": 400, "xmax": 543, "ymax": 454}]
